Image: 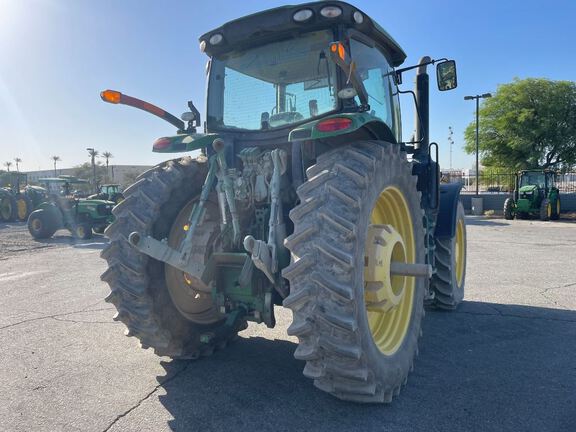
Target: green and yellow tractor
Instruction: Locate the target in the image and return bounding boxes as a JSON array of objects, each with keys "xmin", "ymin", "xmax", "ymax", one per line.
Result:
[
  {"xmin": 100, "ymin": 1, "xmax": 466, "ymax": 403},
  {"xmin": 27, "ymin": 177, "xmax": 115, "ymax": 239},
  {"xmin": 504, "ymin": 170, "xmax": 560, "ymax": 221},
  {"xmin": 0, "ymin": 172, "xmax": 39, "ymax": 222}
]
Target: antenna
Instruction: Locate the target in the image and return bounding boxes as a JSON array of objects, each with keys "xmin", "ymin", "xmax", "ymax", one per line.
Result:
[{"xmin": 448, "ymin": 126, "xmax": 454, "ymax": 170}]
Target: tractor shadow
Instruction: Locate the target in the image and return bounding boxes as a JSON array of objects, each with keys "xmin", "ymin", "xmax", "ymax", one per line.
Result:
[
  {"xmin": 464, "ymin": 216, "xmax": 510, "ymax": 227},
  {"xmin": 154, "ymin": 301, "xmax": 576, "ymax": 432},
  {"xmin": 34, "ymin": 231, "xmax": 108, "ymax": 250}
]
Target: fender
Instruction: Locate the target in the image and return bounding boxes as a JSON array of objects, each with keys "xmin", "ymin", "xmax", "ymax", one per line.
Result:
[
  {"xmin": 434, "ymin": 183, "xmax": 463, "ymax": 238},
  {"xmin": 289, "ymin": 112, "xmax": 395, "ymax": 142}
]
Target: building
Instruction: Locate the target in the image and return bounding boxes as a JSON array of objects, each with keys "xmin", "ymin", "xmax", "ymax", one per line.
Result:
[{"xmin": 25, "ymin": 165, "xmax": 153, "ymax": 187}]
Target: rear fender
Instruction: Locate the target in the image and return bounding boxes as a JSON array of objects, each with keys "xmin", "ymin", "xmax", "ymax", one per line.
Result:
[
  {"xmin": 434, "ymin": 183, "xmax": 462, "ymax": 238},
  {"xmin": 289, "ymin": 112, "xmax": 396, "ymax": 143}
]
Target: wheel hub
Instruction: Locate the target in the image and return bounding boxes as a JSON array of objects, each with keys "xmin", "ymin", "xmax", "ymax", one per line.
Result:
[{"xmin": 364, "ymin": 224, "xmax": 407, "ymax": 313}]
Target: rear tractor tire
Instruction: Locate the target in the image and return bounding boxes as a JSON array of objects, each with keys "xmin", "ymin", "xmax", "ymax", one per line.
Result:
[
  {"xmin": 550, "ymin": 197, "xmax": 560, "ymax": 220},
  {"xmin": 16, "ymin": 195, "xmax": 33, "ymax": 222},
  {"xmin": 503, "ymin": 197, "xmax": 515, "ymax": 220},
  {"xmin": 283, "ymin": 141, "xmax": 425, "ymax": 403},
  {"xmin": 539, "ymin": 198, "xmax": 551, "ymax": 221},
  {"xmin": 430, "ymin": 202, "xmax": 467, "ymax": 310},
  {"xmin": 100, "ymin": 156, "xmax": 244, "ymax": 358},
  {"xmin": 27, "ymin": 209, "xmax": 58, "ymax": 239}
]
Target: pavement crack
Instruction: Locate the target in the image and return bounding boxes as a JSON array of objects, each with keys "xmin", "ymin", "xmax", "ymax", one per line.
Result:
[
  {"xmin": 0, "ymin": 307, "xmax": 115, "ymax": 331},
  {"xmin": 101, "ymin": 362, "xmax": 192, "ymax": 432},
  {"xmin": 51, "ymin": 316, "xmax": 118, "ymax": 325}
]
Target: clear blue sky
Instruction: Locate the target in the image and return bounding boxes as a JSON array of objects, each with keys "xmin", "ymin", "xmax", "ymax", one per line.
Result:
[{"xmin": 1, "ymin": 0, "xmax": 575, "ymax": 171}]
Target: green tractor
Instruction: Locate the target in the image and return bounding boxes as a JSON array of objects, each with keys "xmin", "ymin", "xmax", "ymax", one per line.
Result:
[
  {"xmin": 27, "ymin": 177, "xmax": 115, "ymax": 239},
  {"xmin": 88, "ymin": 184, "xmax": 124, "ymax": 204},
  {"xmin": 100, "ymin": 1, "xmax": 466, "ymax": 403},
  {"xmin": 503, "ymin": 170, "xmax": 560, "ymax": 221},
  {"xmin": 0, "ymin": 172, "xmax": 38, "ymax": 222}
]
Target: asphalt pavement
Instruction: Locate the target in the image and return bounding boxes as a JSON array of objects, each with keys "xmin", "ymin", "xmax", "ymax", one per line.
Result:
[{"xmin": 0, "ymin": 217, "xmax": 575, "ymax": 432}]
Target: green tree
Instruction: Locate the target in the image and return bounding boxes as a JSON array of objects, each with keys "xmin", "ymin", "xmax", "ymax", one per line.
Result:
[
  {"xmin": 101, "ymin": 151, "xmax": 113, "ymax": 181},
  {"xmin": 72, "ymin": 162, "xmax": 106, "ymax": 185},
  {"xmin": 464, "ymin": 78, "xmax": 576, "ymax": 171}
]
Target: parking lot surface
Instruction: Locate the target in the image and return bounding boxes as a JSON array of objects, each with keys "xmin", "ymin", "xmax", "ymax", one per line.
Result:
[{"xmin": 1, "ymin": 217, "xmax": 575, "ymax": 432}]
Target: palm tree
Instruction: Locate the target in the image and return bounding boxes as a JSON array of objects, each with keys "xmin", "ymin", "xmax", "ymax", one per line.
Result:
[
  {"xmin": 102, "ymin": 151, "xmax": 113, "ymax": 181},
  {"xmin": 14, "ymin": 157, "xmax": 22, "ymax": 172},
  {"xmin": 4, "ymin": 161, "xmax": 12, "ymax": 172},
  {"xmin": 51, "ymin": 156, "xmax": 61, "ymax": 177}
]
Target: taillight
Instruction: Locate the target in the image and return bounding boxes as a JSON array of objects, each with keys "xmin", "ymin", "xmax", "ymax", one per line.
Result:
[
  {"xmin": 316, "ymin": 117, "xmax": 352, "ymax": 132},
  {"xmin": 153, "ymin": 137, "xmax": 171, "ymax": 150}
]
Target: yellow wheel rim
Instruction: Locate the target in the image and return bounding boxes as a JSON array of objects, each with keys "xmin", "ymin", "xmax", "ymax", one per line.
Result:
[
  {"xmin": 77, "ymin": 226, "xmax": 85, "ymax": 237},
  {"xmin": 556, "ymin": 200, "xmax": 560, "ymax": 215},
  {"xmin": 364, "ymin": 186, "xmax": 415, "ymax": 356},
  {"xmin": 32, "ymin": 218, "xmax": 42, "ymax": 231},
  {"xmin": 547, "ymin": 202, "xmax": 552, "ymax": 218},
  {"xmin": 17, "ymin": 199, "xmax": 27, "ymax": 220},
  {"xmin": 455, "ymin": 218, "xmax": 465, "ymax": 287}
]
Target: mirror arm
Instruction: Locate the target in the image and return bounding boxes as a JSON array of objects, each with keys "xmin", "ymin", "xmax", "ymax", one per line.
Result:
[{"xmin": 395, "ymin": 58, "xmax": 448, "ymax": 85}]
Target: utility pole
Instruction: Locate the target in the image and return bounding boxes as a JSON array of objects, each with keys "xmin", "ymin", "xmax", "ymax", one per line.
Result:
[{"xmin": 464, "ymin": 93, "xmax": 491, "ymax": 195}]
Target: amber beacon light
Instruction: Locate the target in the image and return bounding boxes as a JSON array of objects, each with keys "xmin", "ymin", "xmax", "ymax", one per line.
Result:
[{"xmin": 100, "ymin": 90, "xmax": 122, "ymax": 104}]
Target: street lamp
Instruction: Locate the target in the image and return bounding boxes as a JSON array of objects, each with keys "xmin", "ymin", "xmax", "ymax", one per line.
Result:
[
  {"xmin": 86, "ymin": 147, "xmax": 97, "ymax": 193},
  {"xmin": 464, "ymin": 93, "xmax": 491, "ymax": 195}
]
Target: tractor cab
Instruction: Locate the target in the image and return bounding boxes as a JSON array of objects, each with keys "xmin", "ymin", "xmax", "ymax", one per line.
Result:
[
  {"xmin": 518, "ymin": 170, "xmax": 554, "ymax": 192},
  {"xmin": 88, "ymin": 184, "xmax": 124, "ymax": 204}
]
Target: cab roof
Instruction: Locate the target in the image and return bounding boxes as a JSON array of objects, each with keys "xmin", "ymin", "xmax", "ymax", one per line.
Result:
[{"xmin": 199, "ymin": 1, "xmax": 407, "ymax": 67}]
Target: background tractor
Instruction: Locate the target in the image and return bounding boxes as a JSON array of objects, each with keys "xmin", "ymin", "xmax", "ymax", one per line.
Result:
[
  {"xmin": 27, "ymin": 177, "xmax": 115, "ymax": 239},
  {"xmin": 504, "ymin": 170, "xmax": 560, "ymax": 221},
  {"xmin": 100, "ymin": 1, "xmax": 466, "ymax": 403},
  {"xmin": 0, "ymin": 172, "xmax": 38, "ymax": 222},
  {"xmin": 88, "ymin": 184, "xmax": 124, "ymax": 204}
]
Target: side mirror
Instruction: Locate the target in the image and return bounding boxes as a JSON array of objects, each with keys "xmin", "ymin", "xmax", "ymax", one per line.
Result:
[{"xmin": 436, "ymin": 60, "xmax": 457, "ymax": 91}]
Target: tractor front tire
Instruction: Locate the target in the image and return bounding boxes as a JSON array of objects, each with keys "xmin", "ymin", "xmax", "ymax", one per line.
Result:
[
  {"xmin": 74, "ymin": 223, "xmax": 93, "ymax": 240},
  {"xmin": 101, "ymin": 156, "xmax": 243, "ymax": 358},
  {"xmin": 27, "ymin": 209, "xmax": 58, "ymax": 239},
  {"xmin": 503, "ymin": 197, "xmax": 515, "ymax": 220},
  {"xmin": 283, "ymin": 141, "xmax": 425, "ymax": 403},
  {"xmin": 430, "ymin": 202, "xmax": 466, "ymax": 310},
  {"xmin": 539, "ymin": 198, "xmax": 551, "ymax": 221}
]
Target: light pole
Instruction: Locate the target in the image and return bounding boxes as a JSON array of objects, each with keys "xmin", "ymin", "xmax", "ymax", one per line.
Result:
[
  {"xmin": 464, "ymin": 93, "xmax": 491, "ymax": 195},
  {"xmin": 86, "ymin": 147, "xmax": 97, "ymax": 193}
]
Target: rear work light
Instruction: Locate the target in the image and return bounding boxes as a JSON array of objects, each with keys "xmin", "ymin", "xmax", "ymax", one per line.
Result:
[
  {"xmin": 316, "ymin": 117, "xmax": 352, "ymax": 132},
  {"xmin": 293, "ymin": 9, "xmax": 313, "ymax": 22},
  {"xmin": 320, "ymin": 6, "xmax": 342, "ymax": 18}
]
